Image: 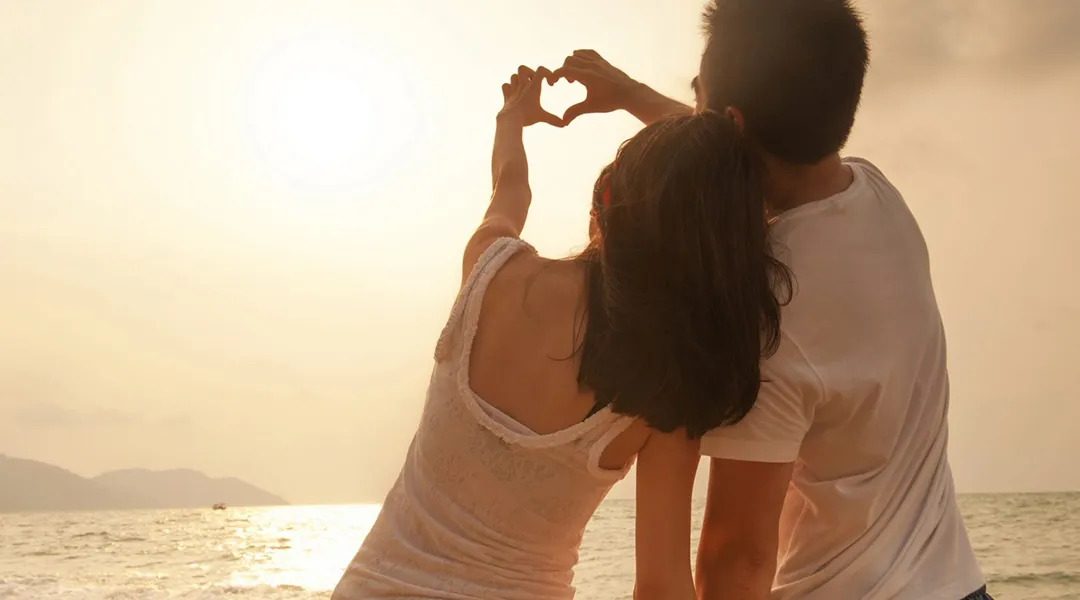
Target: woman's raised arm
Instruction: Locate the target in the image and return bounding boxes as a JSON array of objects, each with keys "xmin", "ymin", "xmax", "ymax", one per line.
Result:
[{"xmin": 462, "ymin": 66, "xmax": 561, "ymax": 284}]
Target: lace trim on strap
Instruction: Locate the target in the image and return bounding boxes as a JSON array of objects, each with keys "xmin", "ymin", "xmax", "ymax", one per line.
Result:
[
  {"xmin": 448, "ymin": 238, "xmax": 627, "ymax": 451},
  {"xmin": 586, "ymin": 415, "xmax": 637, "ymax": 480},
  {"xmin": 434, "ymin": 238, "xmax": 522, "ymax": 363}
]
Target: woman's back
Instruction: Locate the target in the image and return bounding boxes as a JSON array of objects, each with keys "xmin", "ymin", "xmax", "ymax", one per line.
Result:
[
  {"xmin": 333, "ymin": 67, "xmax": 788, "ymax": 600},
  {"xmin": 332, "ymin": 238, "xmax": 640, "ymax": 600}
]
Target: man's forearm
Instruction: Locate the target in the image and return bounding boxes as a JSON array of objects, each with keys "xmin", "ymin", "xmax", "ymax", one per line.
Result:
[{"xmin": 621, "ymin": 81, "xmax": 694, "ymax": 125}]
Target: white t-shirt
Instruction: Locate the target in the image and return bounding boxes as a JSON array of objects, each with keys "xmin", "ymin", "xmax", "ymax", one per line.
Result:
[{"xmin": 700, "ymin": 158, "xmax": 984, "ymax": 600}]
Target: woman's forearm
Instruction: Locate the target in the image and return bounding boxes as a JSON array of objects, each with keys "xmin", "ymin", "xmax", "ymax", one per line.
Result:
[
  {"xmin": 480, "ymin": 113, "xmax": 532, "ymax": 235},
  {"xmin": 491, "ymin": 114, "xmax": 528, "ymax": 189}
]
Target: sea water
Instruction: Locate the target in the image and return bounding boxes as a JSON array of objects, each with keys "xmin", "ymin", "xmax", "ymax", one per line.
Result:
[{"xmin": 1, "ymin": 494, "xmax": 1076, "ymax": 600}]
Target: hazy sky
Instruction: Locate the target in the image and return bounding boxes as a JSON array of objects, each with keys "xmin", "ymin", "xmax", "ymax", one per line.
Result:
[{"xmin": 2, "ymin": 0, "xmax": 1078, "ymax": 504}]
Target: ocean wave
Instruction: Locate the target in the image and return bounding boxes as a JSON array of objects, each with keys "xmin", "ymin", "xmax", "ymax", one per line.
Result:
[
  {"xmin": 0, "ymin": 581, "xmax": 328, "ymax": 599},
  {"xmin": 111, "ymin": 535, "xmax": 149, "ymax": 543},
  {"xmin": 127, "ymin": 561, "xmax": 166, "ymax": 569},
  {"xmin": 69, "ymin": 531, "xmax": 109, "ymax": 539},
  {"xmin": 987, "ymin": 570, "xmax": 1080, "ymax": 586},
  {"xmin": 66, "ymin": 531, "xmax": 148, "ymax": 544},
  {"xmin": 0, "ymin": 576, "xmax": 58, "ymax": 586}
]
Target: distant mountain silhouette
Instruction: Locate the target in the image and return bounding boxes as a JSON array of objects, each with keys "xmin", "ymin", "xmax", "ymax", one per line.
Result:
[
  {"xmin": 93, "ymin": 468, "xmax": 287, "ymax": 509},
  {"xmin": 0, "ymin": 454, "xmax": 287, "ymax": 513},
  {"xmin": 0, "ymin": 455, "xmax": 139, "ymax": 512}
]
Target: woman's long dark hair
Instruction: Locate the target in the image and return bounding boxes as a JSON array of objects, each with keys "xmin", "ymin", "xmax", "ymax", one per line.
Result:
[{"xmin": 576, "ymin": 112, "xmax": 792, "ymax": 439}]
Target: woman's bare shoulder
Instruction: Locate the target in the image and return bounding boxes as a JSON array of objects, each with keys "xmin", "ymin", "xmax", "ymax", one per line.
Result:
[{"xmin": 485, "ymin": 251, "xmax": 584, "ymax": 322}]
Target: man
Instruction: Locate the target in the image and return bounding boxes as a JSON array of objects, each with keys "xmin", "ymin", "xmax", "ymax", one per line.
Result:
[{"xmin": 551, "ymin": 1, "xmax": 989, "ymax": 599}]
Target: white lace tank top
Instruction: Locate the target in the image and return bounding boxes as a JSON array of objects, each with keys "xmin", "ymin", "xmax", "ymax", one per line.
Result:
[{"xmin": 332, "ymin": 237, "xmax": 636, "ymax": 600}]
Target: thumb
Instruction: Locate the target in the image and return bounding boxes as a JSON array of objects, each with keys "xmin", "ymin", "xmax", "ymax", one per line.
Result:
[
  {"xmin": 562, "ymin": 100, "xmax": 594, "ymax": 125},
  {"xmin": 537, "ymin": 110, "xmax": 565, "ymax": 128}
]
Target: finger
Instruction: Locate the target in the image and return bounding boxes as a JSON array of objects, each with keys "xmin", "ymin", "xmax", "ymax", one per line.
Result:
[
  {"xmin": 563, "ymin": 55, "xmax": 590, "ymax": 70},
  {"xmin": 537, "ymin": 110, "xmax": 565, "ymax": 128},
  {"xmin": 526, "ymin": 70, "xmax": 545, "ymax": 96},
  {"xmin": 528, "ymin": 66, "xmax": 548, "ymax": 84},
  {"xmin": 552, "ymin": 65, "xmax": 598, "ymax": 84},
  {"xmin": 517, "ymin": 65, "xmax": 535, "ymax": 83},
  {"xmin": 536, "ymin": 66, "xmax": 554, "ymax": 84},
  {"xmin": 571, "ymin": 50, "xmax": 602, "ymax": 65},
  {"xmin": 553, "ymin": 57, "xmax": 573, "ymax": 81},
  {"xmin": 562, "ymin": 100, "xmax": 595, "ymax": 125},
  {"xmin": 573, "ymin": 49, "xmax": 600, "ymax": 58},
  {"xmin": 510, "ymin": 73, "xmax": 519, "ymax": 90},
  {"xmin": 501, "ymin": 82, "xmax": 511, "ymax": 100},
  {"xmin": 551, "ymin": 66, "xmax": 576, "ymax": 82}
]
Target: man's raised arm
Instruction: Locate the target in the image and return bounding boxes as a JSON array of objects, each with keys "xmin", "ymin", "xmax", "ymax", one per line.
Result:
[{"xmin": 550, "ymin": 50, "xmax": 693, "ymax": 126}]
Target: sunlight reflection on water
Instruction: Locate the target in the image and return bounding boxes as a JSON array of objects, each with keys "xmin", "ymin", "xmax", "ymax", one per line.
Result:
[
  {"xmin": 225, "ymin": 504, "xmax": 380, "ymax": 591},
  {"xmin": 1, "ymin": 496, "xmax": 1076, "ymax": 599}
]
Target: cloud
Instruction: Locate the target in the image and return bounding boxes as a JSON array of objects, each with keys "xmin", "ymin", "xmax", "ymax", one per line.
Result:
[
  {"xmin": 862, "ymin": 0, "xmax": 1080, "ymax": 81},
  {"xmin": 0, "ymin": 374, "xmax": 135, "ymax": 427},
  {"xmin": 8, "ymin": 400, "xmax": 197, "ymax": 430},
  {"xmin": 12, "ymin": 400, "xmax": 142, "ymax": 427},
  {"xmin": 0, "ymin": 372, "xmax": 195, "ymax": 430}
]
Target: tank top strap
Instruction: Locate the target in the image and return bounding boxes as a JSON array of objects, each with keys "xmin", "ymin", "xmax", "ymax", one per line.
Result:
[
  {"xmin": 434, "ymin": 237, "xmax": 534, "ymax": 363},
  {"xmin": 580, "ymin": 410, "xmax": 638, "ymax": 480},
  {"xmin": 431, "ymin": 237, "xmax": 638, "ymax": 481}
]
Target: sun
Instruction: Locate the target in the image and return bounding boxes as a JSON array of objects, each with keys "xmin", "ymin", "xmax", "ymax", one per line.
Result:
[{"xmin": 245, "ymin": 38, "xmax": 383, "ymax": 186}]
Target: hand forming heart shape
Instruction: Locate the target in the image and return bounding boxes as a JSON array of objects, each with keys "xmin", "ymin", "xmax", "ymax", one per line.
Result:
[
  {"xmin": 546, "ymin": 50, "xmax": 637, "ymax": 125},
  {"xmin": 500, "ymin": 52, "xmax": 634, "ymax": 127},
  {"xmin": 537, "ymin": 77, "xmax": 588, "ymax": 127}
]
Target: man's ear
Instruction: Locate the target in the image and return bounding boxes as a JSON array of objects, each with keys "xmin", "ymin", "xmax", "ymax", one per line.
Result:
[{"xmin": 725, "ymin": 106, "xmax": 746, "ymax": 133}]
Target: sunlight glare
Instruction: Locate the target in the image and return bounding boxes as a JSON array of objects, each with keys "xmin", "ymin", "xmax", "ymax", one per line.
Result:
[
  {"xmin": 246, "ymin": 39, "xmax": 382, "ymax": 186},
  {"xmin": 229, "ymin": 504, "xmax": 382, "ymax": 592}
]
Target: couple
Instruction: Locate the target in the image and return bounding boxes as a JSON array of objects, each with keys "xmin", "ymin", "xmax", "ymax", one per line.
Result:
[{"xmin": 334, "ymin": 1, "xmax": 990, "ymax": 599}]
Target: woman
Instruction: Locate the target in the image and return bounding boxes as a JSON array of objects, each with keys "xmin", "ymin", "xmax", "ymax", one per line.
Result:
[{"xmin": 332, "ymin": 66, "xmax": 790, "ymax": 600}]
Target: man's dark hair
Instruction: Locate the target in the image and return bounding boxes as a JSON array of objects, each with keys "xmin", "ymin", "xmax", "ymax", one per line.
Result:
[{"xmin": 701, "ymin": 0, "xmax": 870, "ymax": 165}]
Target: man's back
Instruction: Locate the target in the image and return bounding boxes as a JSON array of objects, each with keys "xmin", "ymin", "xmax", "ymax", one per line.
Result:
[{"xmin": 701, "ymin": 159, "xmax": 984, "ymax": 599}]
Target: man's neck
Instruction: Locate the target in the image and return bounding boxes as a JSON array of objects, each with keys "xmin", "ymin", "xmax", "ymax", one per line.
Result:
[{"xmin": 764, "ymin": 153, "xmax": 853, "ymax": 216}]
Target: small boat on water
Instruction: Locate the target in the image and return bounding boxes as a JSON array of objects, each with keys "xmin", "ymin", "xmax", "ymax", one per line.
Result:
[{"xmin": 212, "ymin": 503, "xmax": 227, "ymax": 511}]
